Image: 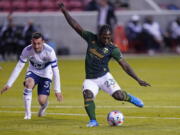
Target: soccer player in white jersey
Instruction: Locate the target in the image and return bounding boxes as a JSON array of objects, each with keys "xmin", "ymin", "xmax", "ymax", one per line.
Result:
[{"xmin": 0, "ymin": 32, "xmax": 63, "ymax": 119}]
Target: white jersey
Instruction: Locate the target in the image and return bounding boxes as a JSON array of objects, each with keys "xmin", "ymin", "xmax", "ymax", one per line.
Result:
[
  {"xmin": 20, "ymin": 43, "xmax": 57, "ymax": 80},
  {"xmin": 6, "ymin": 43, "xmax": 61, "ymax": 93}
]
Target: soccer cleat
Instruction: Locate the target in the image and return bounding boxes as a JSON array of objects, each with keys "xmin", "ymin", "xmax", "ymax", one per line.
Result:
[
  {"xmin": 128, "ymin": 94, "xmax": 144, "ymax": 107},
  {"xmin": 38, "ymin": 102, "xmax": 48, "ymax": 117},
  {"xmin": 86, "ymin": 120, "xmax": 99, "ymax": 127},
  {"xmin": 24, "ymin": 115, "xmax": 31, "ymax": 120},
  {"xmin": 24, "ymin": 112, "xmax": 31, "ymax": 120}
]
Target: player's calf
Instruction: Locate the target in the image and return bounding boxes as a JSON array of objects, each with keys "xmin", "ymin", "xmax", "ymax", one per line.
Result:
[
  {"xmin": 38, "ymin": 101, "xmax": 48, "ymax": 117},
  {"xmin": 112, "ymin": 90, "xmax": 144, "ymax": 107},
  {"xmin": 83, "ymin": 90, "xmax": 98, "ymax": 125},
  {"xmin": 112, "ymin": 90, "xmax": 130, "ymax": 101}
]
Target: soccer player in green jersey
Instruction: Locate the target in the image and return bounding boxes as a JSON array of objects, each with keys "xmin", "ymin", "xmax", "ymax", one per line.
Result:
[{"xmin": 57, "ymin": 1, "xmax": 151, "ymax": 127}]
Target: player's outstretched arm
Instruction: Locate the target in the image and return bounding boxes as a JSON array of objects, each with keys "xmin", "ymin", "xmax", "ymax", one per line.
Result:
[
  {"xmin": 118, "ymin": 58, "xmax": 151, "ymax": 87},
  {"xmin": 1, "ymin": 61, "xmax": 25, "ymax": 95},
  {"xmin": 57, "ymin": 1, "xmax": 84, "ymax": 36}
]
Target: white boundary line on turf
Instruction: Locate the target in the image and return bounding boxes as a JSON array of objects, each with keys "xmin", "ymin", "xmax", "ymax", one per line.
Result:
[
  {"xmin": 1, "ymin": 105, "xmax": 180, "ymax": 109},
  {"xmin": 0, "ymin": 110, "xmax": 180, "ymax": 120}
]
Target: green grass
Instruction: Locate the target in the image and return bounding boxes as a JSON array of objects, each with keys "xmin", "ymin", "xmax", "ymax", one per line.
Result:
[{"xmin": 0, "ymin": 55, "xmax": 180, "ymax": 135}]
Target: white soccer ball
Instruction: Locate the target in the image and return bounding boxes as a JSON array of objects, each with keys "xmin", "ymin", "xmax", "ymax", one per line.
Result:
[{"xmin": 107, "ymin": 110, "xmax": 124, "ymax": 126}]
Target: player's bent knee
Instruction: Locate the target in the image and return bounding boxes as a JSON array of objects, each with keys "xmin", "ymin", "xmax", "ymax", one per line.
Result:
[
  {"xmin": 38, "ymin": 95, "xmax": 48, "ymax": 106},
  {"xmin": 83, "ymin": 89, "xmax": 94, "ymax": 101},
  {"xmin": 24, "ymin": 78, "xmax": 35, "ymax": 89},
  {"xmin": 112, "ymin": 90, "xmax": 124, "ymax": 101}
]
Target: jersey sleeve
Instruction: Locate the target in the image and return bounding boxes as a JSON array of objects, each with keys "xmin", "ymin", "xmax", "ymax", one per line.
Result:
[
  {"xmin": 81, "ymin": 31, "xmax": 96, "ymax": 42},
  {"xmin": 19, "ymin": 47, "xmax": 29, "ymax": 63},
  {"xmin": 52, "ymin": 67, "xmax": 61, "ymax": 93},
  {"xmin": 49, "ymin": 50, "xmax": 58, "ymax": 68},
  {"xmin": 111, "ymin": 47, "xmax": 123, "ymax": 61},
  {"xmin": 6, "ymin": 60, "xmax": 25, "ymax": 87},
  {"xmin": 49, "ymin": 50, "xmax": 61, "ymax": 93}
]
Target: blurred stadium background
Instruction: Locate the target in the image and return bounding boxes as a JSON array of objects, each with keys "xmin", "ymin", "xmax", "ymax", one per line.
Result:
[{"xmin": 0, "ymin": 0, "xmax": 180, "ymax": 58}]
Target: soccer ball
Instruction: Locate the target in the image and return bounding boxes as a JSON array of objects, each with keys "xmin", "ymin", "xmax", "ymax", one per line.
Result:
[{"xmin": 107, "ymin": 110, "xmax": 124, "ymax": 126}]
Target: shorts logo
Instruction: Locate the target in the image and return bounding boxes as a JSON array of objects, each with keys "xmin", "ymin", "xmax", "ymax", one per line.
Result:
[
  {"xmin": 44, "ymin": 81, "xmax": 50, "ymax": 88},
  {"xmin": 26, "ymin": 72, "xmax": 31, "ymax": 75}
]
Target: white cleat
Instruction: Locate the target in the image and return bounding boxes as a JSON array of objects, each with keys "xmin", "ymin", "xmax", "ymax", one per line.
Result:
[
  {"xmin": 24, "ymin": 115, "xmax": 31, "ymax": 120},
  {"xmin": 38, "ymin": 102, "xmax": 48, "ymax": 117}
]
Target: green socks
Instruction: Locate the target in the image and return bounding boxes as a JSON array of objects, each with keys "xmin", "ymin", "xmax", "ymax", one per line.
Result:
[
  {"xmin": 122, "ymin": 90, "xmax": 131, "ymax": 101},
  {"xmin": 84, "ymin": 100, "xmax": 96, "ymax": 120},
  {"xmin": 84, "ymin": 91, "xmax": 130, "ymax": 120}
]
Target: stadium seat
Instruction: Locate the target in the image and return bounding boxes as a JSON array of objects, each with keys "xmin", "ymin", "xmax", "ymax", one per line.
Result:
[
  {"xmin": 68, "ymin": 0, "xmax": 84, "ymax": 11},
  {"xmin": 12, "ymin": 1, "xmax": 27, "ymax": 12},
  {"xmin": 41, "ymin": 0, "xmax": 56, "ymax": 11},
  {"xmin": 26, "ymin": 0, "xmax": 41, "ymax": 12},
  {"xmin": 0, "ymin": 1, "xmax": 11, "ymax": 12}
]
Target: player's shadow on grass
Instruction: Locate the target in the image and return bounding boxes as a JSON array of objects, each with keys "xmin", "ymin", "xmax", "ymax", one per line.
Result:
[
  {"xmin": 33, "ymin": 116, "xmax": 86, "ymax": 126},
  {"xmin": 101, "ymin": 123, "xmax": 151, "ymax": 129}
]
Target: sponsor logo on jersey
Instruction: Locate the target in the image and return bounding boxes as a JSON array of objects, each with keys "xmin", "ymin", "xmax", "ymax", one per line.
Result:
[{"xmin": 89, "ymin": 48, "xmax": 104, "ymax": 58}]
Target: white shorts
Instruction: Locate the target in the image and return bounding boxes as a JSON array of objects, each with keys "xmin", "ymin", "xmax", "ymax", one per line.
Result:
[{"xmin": 82, "ymin": 72, "xmax": 121, "ymax": 98}]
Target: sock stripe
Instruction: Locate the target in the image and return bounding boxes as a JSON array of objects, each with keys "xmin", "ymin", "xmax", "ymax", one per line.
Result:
[{"xmin": 24, "ymin": 88, "xmax": 32, "ymax": 95}]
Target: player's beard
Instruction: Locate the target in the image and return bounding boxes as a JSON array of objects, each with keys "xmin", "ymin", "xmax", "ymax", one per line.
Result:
[{"xmin": 34, "ymin": 47, "xmax": 43, "ymax": 53}]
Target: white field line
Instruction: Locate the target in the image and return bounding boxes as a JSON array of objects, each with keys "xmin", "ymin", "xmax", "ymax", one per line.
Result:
[
  {"xmin": 1, "ymin": 105, "xmax": 180, "ymax": 109},
  {"xmin": 0, "ymin": 110, "xmax": 180, "ymax": 120}
]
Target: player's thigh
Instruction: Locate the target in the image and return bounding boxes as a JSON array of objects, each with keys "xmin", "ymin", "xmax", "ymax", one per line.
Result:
[
  {"xmin": 82, "ymin": 79, "xmax": 99, "ymax": 98},
  {"xmin": 100, "ymin": 73, "xmax": 121, "ymax": 95},
  {"xmin": 24, "ymin": 71, "xmax": 38, "ymax": 88},
  {"xmin": 37, "ymin": 78, "xmax": 52, "ymax": 96}
]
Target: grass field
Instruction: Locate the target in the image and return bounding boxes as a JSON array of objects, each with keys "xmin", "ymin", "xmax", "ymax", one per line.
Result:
[{"xmin": 0, "ymin": 55, "xmax": 180, "ymax": 135}]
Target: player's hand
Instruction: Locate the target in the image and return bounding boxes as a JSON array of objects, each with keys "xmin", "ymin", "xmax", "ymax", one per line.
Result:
[
  {"xmin": 0, "ymin": 85, "xmax": 10, "ymax": 95},
  {"xmin": 55, "ymin": 92, "xmax": 63, "ymax": 102},
  {"xmin": 138, "ymin": 79, "xmax": 151, "ymax": 87},
  {"xmin": 57, "ymin": 0, "xmax": 65, "ymax": 10}
]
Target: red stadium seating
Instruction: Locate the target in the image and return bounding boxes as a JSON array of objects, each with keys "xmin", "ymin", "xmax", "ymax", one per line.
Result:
[
  {"xmin": 26, "ymin": 0, "xmax": 41, "ymax": 12},
  {"xmin": 67, "ymin": 0, "xmax": 84, "ymax": 11},
  {"xmin": 59, "ymin": 0, "xmax": 70, "ymax": 10},
  {"xmin": 0, "ymin": 0, "xmax": 85, "ymax": 12},
  {"xmin": 0, "ymin": 1, "xmax": 11, "ymax": 12},
  {"xmin": 41, "ymin": 0, "xmax": 57, "ymax": 11},
  {"xmin": 12, "ymin": 1, "xmax": 27, "ymax": 12}
]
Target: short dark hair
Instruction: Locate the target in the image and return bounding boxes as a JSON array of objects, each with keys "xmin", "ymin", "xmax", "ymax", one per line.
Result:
[
  {"xmin": 32, "ymin": 32, "xmax": 44, "ymax": 40},
  {"xmin": 98, "ymin": 25, "xmax": 112, "ymax": 35}
]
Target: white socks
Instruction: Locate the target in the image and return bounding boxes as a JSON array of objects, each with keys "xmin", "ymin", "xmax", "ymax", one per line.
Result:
[
  {"xmin": 23, "ymin": 88, "xmax": 32, "ymax": 119},
  {"xmin": 38, "ymin": 101, "xmax": 48, "ymax": 117}
]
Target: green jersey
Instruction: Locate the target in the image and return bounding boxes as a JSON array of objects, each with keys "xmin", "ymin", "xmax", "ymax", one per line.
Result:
[{"xmin": 82, "ymin": 31, "xmax": 123, "ymax": 79}]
